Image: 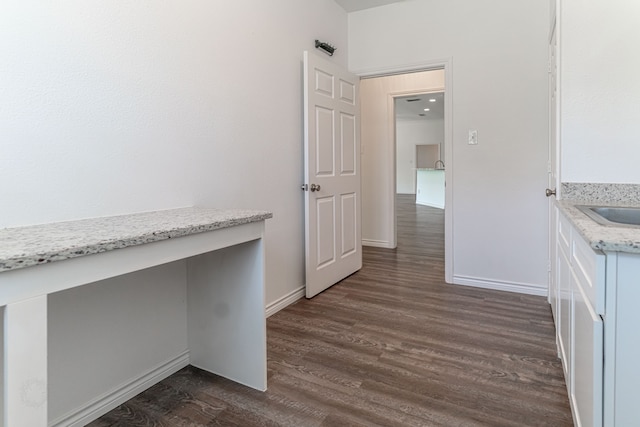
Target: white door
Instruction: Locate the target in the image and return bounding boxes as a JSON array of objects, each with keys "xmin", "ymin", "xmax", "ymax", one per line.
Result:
[
  {"xmin": 303, "ymin": 51, "xmax": 362, "ymax": 298},
  {"xmin": 548, "ymin": 21, "xmax": 559, "ymax": 318}
]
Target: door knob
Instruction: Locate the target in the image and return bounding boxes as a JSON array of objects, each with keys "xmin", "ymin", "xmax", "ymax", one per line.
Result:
[
  {"xmin": 545, "ymin": 188, "xmax": 556, "ymax": 197},
  {"xmin": 310, "ymin": 184, "xmax": 321, "ymax": 192}
]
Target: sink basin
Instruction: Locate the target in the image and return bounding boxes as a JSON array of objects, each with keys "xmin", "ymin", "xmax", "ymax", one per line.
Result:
[{"xmin": 576, "ymin": 205, "xmax": 640, "ymax": 228}]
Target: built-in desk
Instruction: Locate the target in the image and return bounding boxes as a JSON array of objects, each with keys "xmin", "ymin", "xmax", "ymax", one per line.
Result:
[{"xmin": 0, "ymin": 207, "xmax": 271, "ymax": 427}]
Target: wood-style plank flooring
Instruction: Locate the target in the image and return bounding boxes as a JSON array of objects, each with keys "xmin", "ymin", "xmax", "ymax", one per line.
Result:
[{"xmin": 91, "ymin": 195, "xmax": 572, "ymax": 426}]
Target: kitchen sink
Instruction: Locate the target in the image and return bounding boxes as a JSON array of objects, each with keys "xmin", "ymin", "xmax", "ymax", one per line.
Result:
[{"xmin": 576, "ymin": 205, "xmax": 640, "ymax": 228}]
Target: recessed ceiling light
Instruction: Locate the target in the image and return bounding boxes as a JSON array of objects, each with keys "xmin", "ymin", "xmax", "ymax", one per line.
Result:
[
  {"xmin": 423, "ymin": 108, "xmax": 430, "ymax": 111},
  {"xmin": 429, "ymin": 99, "xmax": 436, "ymax": 102}
]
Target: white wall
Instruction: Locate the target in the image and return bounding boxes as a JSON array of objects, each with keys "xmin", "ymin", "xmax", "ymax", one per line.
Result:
[
  {"xmin": 559, "ymin": 0, "xmax": 640, "ymax": 184},
  {"xmin": 0, "ymin": 0, "xmax": 347, "ymax": 308},
  {"xmin": 48, "ymin": 261, "xmax": 188, "ymax": 421},
  {"xmin": 351, "ymin": 0, "xmax": 550, "ymax": 293},
  {"xmin": 396, "ymin": 119, "xmax": 444, "ymax": 194}
]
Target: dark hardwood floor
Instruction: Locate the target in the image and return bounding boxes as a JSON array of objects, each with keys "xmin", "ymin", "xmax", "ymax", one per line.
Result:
[{"xmin": 91, "ymin": 195, "xmax": 572, "ymax": 426}]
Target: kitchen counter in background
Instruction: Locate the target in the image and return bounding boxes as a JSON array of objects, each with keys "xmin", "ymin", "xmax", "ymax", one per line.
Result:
[{"xmin": 416, "ymin": 168, "xmax": 445, "ymax": 209}]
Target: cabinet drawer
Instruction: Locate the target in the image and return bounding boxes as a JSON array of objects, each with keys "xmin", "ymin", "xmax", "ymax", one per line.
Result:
[{"xmin": 571, "ymin": 231, "xmax": 605, "ymax": 315}]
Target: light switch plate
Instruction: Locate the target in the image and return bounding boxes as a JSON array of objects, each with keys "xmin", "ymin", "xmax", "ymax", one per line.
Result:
[{"xmin": 468, "ymin": 130, "xmax": 478, "ymax": 145}]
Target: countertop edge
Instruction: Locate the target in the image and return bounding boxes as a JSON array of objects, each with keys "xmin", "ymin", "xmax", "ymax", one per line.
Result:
[
  {"xmin": 556, "ymin": 200, "xmax": 640, "ymax": 254},
  {"xmin": 0, "ymin": 208, "xmax": 273, "ymax": 273}
]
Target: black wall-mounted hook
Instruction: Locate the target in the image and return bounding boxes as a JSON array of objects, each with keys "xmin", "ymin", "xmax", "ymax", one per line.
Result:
[{"xmin": 315, "ymin": 40, "xmax": 336, "ymax": 56}]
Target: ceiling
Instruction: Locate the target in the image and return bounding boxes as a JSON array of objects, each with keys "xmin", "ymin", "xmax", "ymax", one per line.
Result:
[
  {"xmin": 395, "ymin": 92, "xmax": 444, "ymax": 121},
  {"xmin": 334, "ymin": 0, "xmax": 407, "ymax": 12}
]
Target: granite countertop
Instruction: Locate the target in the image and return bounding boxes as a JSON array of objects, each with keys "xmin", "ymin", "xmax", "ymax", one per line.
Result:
[
  {"xmin": 0, "ymin": 207, "xmax": 272, "ymax": 272},
  {"xmin": 557, "ymin": 200, "xmax": 640, "ymax": 254}
]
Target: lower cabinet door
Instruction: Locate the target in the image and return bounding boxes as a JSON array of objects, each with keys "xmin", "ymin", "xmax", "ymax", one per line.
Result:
[
  {"xmin": 571, "ymin": 271, "xmax": 604, "ymax": 427},
  {"xmin": 558, "ymin": 245, "xmax": 572, "ymax": 383}
]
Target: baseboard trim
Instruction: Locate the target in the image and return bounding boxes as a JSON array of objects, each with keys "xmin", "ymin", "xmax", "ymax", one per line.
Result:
[
  {"xmin": 50, "ymin": 351, "xmax": 190, "ymax": 427},
  {"xmin": 453, "ymin": 275, "xmax": 547, "ymax": 296},
  {"xmin": 266, "ymin": 286, "xmax": 305, "ymax": 317},
  {"xmin": 362, "ymin": 239, "xmax": 394, "ymax": 249}
]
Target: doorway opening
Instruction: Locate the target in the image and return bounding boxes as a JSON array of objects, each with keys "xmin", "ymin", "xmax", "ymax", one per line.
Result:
[
  {"xmin": 359, "ymin": 64, "xmax": 452, "ymax": 283},
  {"xmin": 394, "ymin": 92, "xmax": 445, "ymax": 209}
]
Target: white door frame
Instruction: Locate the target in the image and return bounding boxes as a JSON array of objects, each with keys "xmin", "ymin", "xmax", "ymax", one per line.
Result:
[{"xmin": 356, "ymin": 58, "xmax": 453, "ymax": 284}]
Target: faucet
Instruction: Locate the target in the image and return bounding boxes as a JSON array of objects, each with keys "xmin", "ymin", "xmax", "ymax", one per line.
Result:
[{"xmin": 434, "ymin": 160, "xmax": 445, "ymax": 170}]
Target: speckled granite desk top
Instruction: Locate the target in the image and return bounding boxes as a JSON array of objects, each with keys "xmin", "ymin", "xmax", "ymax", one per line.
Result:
[
  {"xmin": 0, "ymin": 208, "xmax": 272, "ymax": 272},
  {"xmin": 557, "ymin": 200, "xmax": 640, "ymax": 254}
]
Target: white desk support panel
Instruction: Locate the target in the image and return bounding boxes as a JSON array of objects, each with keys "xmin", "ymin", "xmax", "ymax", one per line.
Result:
[{"xmin": 0, "ymin": 208, "xmax": 271, "ymax": 427}]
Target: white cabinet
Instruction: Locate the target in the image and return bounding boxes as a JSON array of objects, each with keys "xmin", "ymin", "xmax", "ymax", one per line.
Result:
[
  {"xmin": 556, "ymin": 210, "xmax": 572, "ymax": 380},
  {"xmin": 569, "ymin": 212, "xmax": 605, "ymax": 427},
  {"xmin": 554, "ymin": 206, "xmax": 640, "ymax": 427},
  {"xmin": 555, "ymin": 207, "xmax": 604, "ymax": 427},
  {"xmin": 602, "ymin": 252, "xmax": 640, "ymax": 426},
  {"xmin": 571, "ymin": 269, "xmax": 603, "ymax": 427}
]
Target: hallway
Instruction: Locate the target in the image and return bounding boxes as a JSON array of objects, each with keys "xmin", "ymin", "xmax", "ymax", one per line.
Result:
[{"xmin": 93, "ymin": 196, "xmax": 572, "ymax": 426}]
